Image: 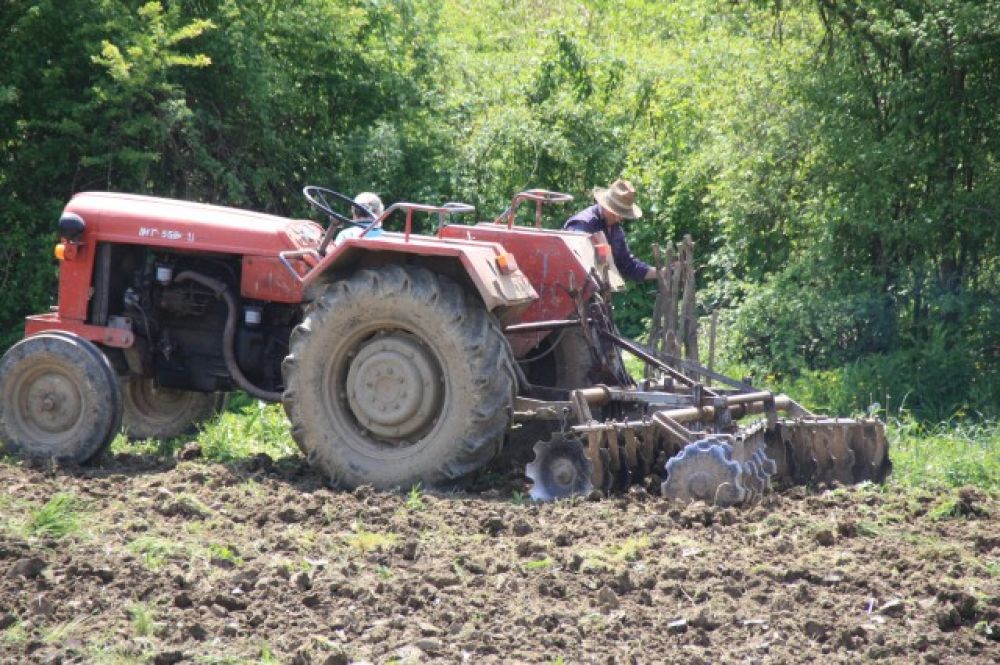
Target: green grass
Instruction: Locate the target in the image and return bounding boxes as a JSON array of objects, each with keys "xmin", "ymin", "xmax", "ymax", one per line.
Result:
[
  {"xmin": 42, "ymin": 616, "xmax": 89, "ymax": 645},
  {"xmin": 128, "ymin": 535, "xmax": 184, "ymax": 570},
  {"xmin": 206, "ymin": 543, "xmax": 244, "ymax": 566},
  {"xmin": 405, "ymin": 483, "xmax": 425, "ymax": 511},
  {"xmin": 622, "ymin": 351, "xmax": 645, "ymax": 379},
  {"xmin": 577, "ymin": 536, "xmax": 652, "ymax": 572},
  {"xmin": 523, "ymin": 557, "xmax": 554, "ymax": 570},
  {"xmin": 889, "ymin": 418, "xmax": 1000, "ymax": 491},
  {"xmin": 258, "ymin": 644, "xmax": 281, "ymax": 665},
  {"xmin": 110, "ymin": 392, "xmax": 298, "ymax": 462},
  {"xmin": 856, "ymin": 520, "xmax": 882, "ymax": 537},
  {"xmin": 608, "ymin": 536, "xmax": 650, "ymax": 562},
  {"xmin": 199, "ymin": 396, "xmax": 298, "ymax": 462},
  {"xmin": 127, "ymin": 603, "xmax": 157, "ymax": 637},
  {"xmin": 26, "ymin": 492, "xmax": 82, "ymax": 539},
  {"xmin": 343, "ymin": 522, "xmax": 399, "ymax": 552},
  {"xmin": 2, "ymin": 620, "xmax": 28, "ymax": 646}
]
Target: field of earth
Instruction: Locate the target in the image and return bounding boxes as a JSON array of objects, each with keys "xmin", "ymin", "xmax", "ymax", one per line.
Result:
[{"xmin": 1, "ymin": 442, "xmax": 998, "ymax": 664}]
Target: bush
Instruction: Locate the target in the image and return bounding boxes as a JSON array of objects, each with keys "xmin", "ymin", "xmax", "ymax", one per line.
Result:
[
  {"xmin": 771, "ymin": 331, "xmax": 999, "ymax": 421},
  {"xmin": 724, "ymin": 273, "xmax": 896, "ymax": 378}
]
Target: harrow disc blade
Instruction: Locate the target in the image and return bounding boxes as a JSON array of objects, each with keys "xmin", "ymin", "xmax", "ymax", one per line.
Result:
[
  {"xmin": 769, "ymin": 418, "xmax": 890, "ymax": 487},
  {"xmin": 740, "ymin": 454, "xmax": 766, "ymax": 503},
  {"xmin": 526, "ymin": 433, "xmax": 594, "ymax": 501},
  {"xmin": 661, "ymin": 438, "xmax": 747, "ymax": 507}
]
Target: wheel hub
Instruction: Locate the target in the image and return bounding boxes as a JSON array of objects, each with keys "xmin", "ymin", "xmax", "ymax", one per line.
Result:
[
  {"xmin": 549, "ymin": 457, "xmax": 581, "ymax": 490},
  {"xmin": 22, "ymin": 371, "xmax": 83, "ymax": 435},
  {"xmin": 346, "ymin": 333, "xmax": 443, "ymax": 441}
]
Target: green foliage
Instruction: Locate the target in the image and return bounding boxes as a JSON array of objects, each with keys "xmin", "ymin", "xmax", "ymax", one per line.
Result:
[
  {"xmin": 889, "ymin": 418, "xmax": 1000, "ymax": 491},
  {"xmin": 405, "ymin": 483, "xmax": 425, "ymax": 511},
  {"xmin": 26, "ymin": 493, "xmax": 82, "ymax": 539},
  {"xmin": 127, "ymin": 534, "xmax": 182, "ymax": 570},
  {"xmin": 523, "ymin": 557, "xmax": 554, "ymax": 570},
  {"xmin": 197, "ymin": 395, "xmax": 297, "ymax": 462},
  {"xmin": 258, "ymin": 644, "xmax": 281, "ymax": 665},
  {"xmin": 1, "ymin": 0, "xmax": 997, "ymax": 420},
  {"xmin": 723, "ymin": 0, "xmax": 1000, "ymax": 418},
  {"xmin": 127, "ymin": 602, "xmax": 157, "ymax": 638},
  {"xmin": 206, "ymin": 543, "xmax": 243, "ymax": 566},
  {"xmin": 343, "ymin": 522, "xmax": 399, "ymax": 552}
]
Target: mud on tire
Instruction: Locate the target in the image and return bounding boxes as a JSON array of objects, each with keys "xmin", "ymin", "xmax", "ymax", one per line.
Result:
[{"xmin": 282, "ymin": 265, "xmax": 516, "ymax": 489}]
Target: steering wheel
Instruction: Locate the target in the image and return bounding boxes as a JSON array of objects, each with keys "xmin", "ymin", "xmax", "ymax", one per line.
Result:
[{"xmin": 303, "ymin": 186, "xmax": 374, "ymax": 229}]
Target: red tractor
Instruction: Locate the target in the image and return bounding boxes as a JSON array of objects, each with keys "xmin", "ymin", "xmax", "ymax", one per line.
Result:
[{"xmin": 0, "ymin": 187, "xmax": 889, "ymax": 504}]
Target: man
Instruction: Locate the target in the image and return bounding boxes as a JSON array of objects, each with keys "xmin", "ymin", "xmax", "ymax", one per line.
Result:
[
  {"xmin": 334, "ymin": 191, "xmax": 385, "ymax": 245},
  {"xmin": 563, "ymin": 178, "xmax": 656, "ymax": 282}
]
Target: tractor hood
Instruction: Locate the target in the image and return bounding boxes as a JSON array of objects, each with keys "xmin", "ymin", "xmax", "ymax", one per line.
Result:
[{"xmin": 63, "ymin": 192, "xmax": 323, "ymax": 255}]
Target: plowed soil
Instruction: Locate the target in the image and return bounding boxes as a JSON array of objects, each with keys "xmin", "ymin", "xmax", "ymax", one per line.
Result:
[{"xmin": 1, "ymin": 452, "xmax": 997, "ymax": 664}]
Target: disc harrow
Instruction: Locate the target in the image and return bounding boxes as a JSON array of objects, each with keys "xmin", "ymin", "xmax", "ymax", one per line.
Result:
[
  {"xmin": 519, "ymin": 373, "xmax": 890, "ymax": 506},
  {"xmin": 517, "ymin": 271, "xmax": 890, "ymax": 506}
]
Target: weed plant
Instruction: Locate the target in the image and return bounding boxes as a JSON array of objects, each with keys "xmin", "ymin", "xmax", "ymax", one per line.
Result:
[
  {"xmin": 889, "ymin": 418, "xmax": 1000, "ymax": 491},
  {"xmin": 26, "ymin": 493, "xmax": 81, "ymax": 539},
  {"xmin": 127, "ymin": 603, "xmax": 156, "ymax": 638},
  {"xmin": 110, "ymin": 392, "xmax": 297, "ymax": 462}
]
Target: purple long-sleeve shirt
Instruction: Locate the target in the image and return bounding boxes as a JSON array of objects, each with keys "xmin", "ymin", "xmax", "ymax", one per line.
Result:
[{"xmin": 563, "ymin": 204, "xmax": 651, "ymax": 282}]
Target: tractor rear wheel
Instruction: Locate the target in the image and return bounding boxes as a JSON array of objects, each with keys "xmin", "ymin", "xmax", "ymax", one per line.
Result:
[
  {"xmin": 0, "ymin": 332, "xmax": 122, "ymax": 464},
  {"xmin": 122, "ymin": 377, "xmax": 227, "ymax": 440},
  {"xmin": 282, "ymin": 265, "xmax": 516, "ymax": 489}
]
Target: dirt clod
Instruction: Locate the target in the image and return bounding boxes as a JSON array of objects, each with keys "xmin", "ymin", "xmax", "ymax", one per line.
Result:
[
  {"xmin": 414, "ymin": 638, "xmax": 443, "ymax": 655},
  {"xmin": 399, "ymin": 540, "xmax": 419, "ymax": 560},
  {"xmin": 293, "ymin": 572, "xmax": 312, "ymax": 592},
  {"xmin": 691, "ymin": 608, "xmax": 721, "ymax": 631},
  {"xmin": 597, "ymin": 585, "xmax": 620, "ymax": 611},
  {"xmin": 814, "ymin": 528, "xmax": 836, "ymax": 546},
  {"xmin": 879, "ymin": 599, "xmax": 906, "ymax": 617},
  {"xmin": 276, "ymin": 507, "xmax": 302, "ymax": 523},
  {"xmin": 152, "ymin": 651, "xmax": 186, "ymax": 665},
  {"xmin": 956, "ymin": 487, "xmax": 987, "ymax": 517},
  {"xmin": 6, "ymin": 558, "xmax": 46, "ymax": 579},
  {"xmin": 187, "ymin": 622, "xmax": 207, "ymax": 640},
  {"xmin": 214, "ymin": 593, "xmax": 248, "ymax": 611},
  {"xmin": 480, "ymin": 516, "xmax": 505, "ymax": 536},
  {"xmin": 804, "ymin": 619, "xmax": 831, "ymax": 641},
  {"xmin": 28, "ymin": 595, "xmax": 53, "ymax": 616},
  {"xmin": 177, "ymin": 442, "xmax": 202, "ymax": 461}
]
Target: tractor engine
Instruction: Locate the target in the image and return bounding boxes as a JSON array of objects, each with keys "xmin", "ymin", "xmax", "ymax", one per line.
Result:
[{"xmin": 112, "ymin": 247, "xmax": 293, "ymax": 396}]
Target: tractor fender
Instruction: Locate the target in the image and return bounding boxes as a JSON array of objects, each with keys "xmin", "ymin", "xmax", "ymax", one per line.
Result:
[{"xmin": 302, "ymin": 233, "xmax": 538, "ymax": 322}]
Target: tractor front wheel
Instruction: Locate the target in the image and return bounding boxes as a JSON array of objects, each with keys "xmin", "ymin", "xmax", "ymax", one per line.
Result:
[
  {"xmin": 0, "ymin": 332, "xmax": 122, "ymax": 463},
  {"xmin": 282, "ymin": 265, "xmax": 515, "ymax": 489}
]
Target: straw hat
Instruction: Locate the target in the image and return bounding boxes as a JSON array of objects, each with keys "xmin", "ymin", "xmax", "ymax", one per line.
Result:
[{"xmin": 593, "ymin": 178, "xmax": 642, "ymax": 219}]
